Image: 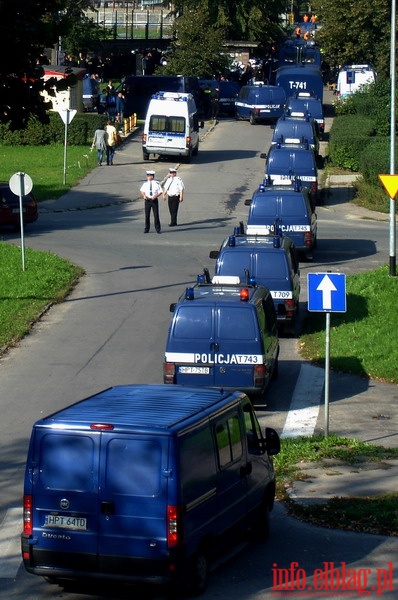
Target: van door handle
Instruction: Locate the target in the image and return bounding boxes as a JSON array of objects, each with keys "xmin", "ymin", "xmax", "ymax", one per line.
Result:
[
  {"xmin": 101, "ymin": 501, "xmax": 115, "ymax": 516},
  {"xmin": 211, "ymin": 342, "xmax": 219, "ymax": 352}
]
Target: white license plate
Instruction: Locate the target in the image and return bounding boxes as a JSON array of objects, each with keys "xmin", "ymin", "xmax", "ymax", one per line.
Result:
[
  {"xmin": 12, "ymin": 208, "xmax": 26, "ymax": 214},
  {"xmin": 179, "ymin": 366, "xmax": 210, "ymax": 374},
  {"xmin": 44, "ymin": 515, "xmax": 87, "ymax": 530}
]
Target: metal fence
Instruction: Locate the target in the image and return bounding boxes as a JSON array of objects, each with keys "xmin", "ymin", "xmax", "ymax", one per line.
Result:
[{"xmin": 87, "ymin": 4, "xmax": 174, "ymax": 40}]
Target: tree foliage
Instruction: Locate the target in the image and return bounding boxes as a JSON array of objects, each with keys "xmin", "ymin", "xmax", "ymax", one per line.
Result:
[
  {"xmin": 159, "ymin": 8, "xmax": 231, "ymax": 77},
  {"xmin": 173, "ymin": 0, "xmax": 286, "ymax": 47},
  {"xmin": 0, "ymin": 0, "xmax": 94, "ymax": 128},
  {"xmin": 312, "ymin": 0, "xmax": 392, "ymax": 78}
]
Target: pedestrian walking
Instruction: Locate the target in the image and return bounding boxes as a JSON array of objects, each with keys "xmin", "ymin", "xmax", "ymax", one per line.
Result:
[
  {"xmin": 105, "ymin": 120, "xmax": 117, "ymax": 166},
  {"xmin": 163, "ymin": 168, "xmax": 185, "ymax": 227},
  {"xmin": 210, "ymin": 86, "xmax": 220, "ymax": 121},
  {"xmin": 91, "ymin": 124, "xmax": 107, "ymax": 166},
  {"xmin": 140, "ymin": 170, "xmax": 163, "ymax": 233}
]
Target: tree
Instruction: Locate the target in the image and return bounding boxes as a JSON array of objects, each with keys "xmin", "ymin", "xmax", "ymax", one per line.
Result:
[
  {"xmin": 173, "ymin": 0, "xmax": 286, "ymax": 49},
  {"xmin": 160, "ymin": 8, "xmax": 231, "ymax": 78},
  {"xmin": 312, "ymin": 0, "xmax": 392, "ymax": 79},
  {"xmin": 0, "ymin": 0, "xmax": 94, "ymax": 128}
]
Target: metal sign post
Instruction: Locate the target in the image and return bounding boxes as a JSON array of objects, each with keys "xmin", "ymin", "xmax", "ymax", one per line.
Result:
[
  {"xmin": 9, "ymin": 172, "xmax": 33, "ymax": 271},
  {"xmin": 58, "ymin": 109, "xmax": 77, "ymax": 185},
  {"xmin": 307, "ymin": 273, "xmax": 347, "ymax": 436}
]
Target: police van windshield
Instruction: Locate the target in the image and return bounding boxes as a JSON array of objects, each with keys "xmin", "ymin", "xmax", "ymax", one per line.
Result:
[
  {"xmin": 149, "ymin": 115, "xmax": 185, "ymax": 134},
  {"xmin": 219, "ymin": 252, "xmax": 288, "ymax": 280}
]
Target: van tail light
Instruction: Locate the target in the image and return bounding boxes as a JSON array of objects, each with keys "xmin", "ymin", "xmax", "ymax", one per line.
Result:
[
  {"xmin": 253, "ymin": 108, "xmax": 259, "ymax": 116},
  {"xmin": 254, "ymin": 364, "xmax": 266, "ymax": 387},
  {"xmin": 167, "ymin": 505, "xmax": 183, "ymax": 547},
  {"xmin": 163, "ymin": 362, "xmax": 176, "ymax": 384},
  {"xmin": 186, "ymin": 136, "xmax": 191, "ymax": 149},
  {"xmin": 142, "ymin": 133, "xmax": 147, "ymax": 145},
  {"xmin": 23, "ymin": 494, "xmax": 33, "ymax": 535},
  {"xmin": 304, "ymin": 231, "xmax": 314, "ymax": 247},
  {"xmin": 311, "ymin": 181, "xmax": 317, "ymax": 195},
  {"xmin": 284, "ymin": 299, "xmax": 296, "ymax": 318}
]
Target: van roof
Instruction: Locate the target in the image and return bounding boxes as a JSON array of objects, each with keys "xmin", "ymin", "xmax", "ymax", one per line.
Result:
[{"xmin": 34, "ymin": 385, "xmax": 243, "ymax": 432}]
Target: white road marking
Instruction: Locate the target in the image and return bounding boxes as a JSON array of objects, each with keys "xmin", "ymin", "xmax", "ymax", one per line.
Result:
[
  {"xmin": 0, "ymin": 507, "xmax": 23, "ymax": 579},
  {"xmin": 281, "ymin": 363, "xmax": 324, "ymax": 438}
]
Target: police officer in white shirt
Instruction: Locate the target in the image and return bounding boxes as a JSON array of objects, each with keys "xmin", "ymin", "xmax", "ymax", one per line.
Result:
[
  {"xmin": 163, "ymin": 167, "xmax": 185, "ymax": 227},
  {"xmin": 140, "ymin": 170, "xmax": 163, "ymax": 234}
]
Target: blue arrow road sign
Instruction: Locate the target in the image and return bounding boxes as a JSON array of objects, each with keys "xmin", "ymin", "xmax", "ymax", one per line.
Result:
[{"xmin": 307, "ymin": 273, "xmax": 347, "ymax": 312}]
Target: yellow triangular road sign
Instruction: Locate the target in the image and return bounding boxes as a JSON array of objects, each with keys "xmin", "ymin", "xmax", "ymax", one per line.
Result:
[{"xmin": 378, "ymin": 174, "xmax": 398, "ymax": 199}]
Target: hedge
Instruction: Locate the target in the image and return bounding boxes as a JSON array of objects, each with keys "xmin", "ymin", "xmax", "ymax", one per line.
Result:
[
  {"xmin": 358, "ymin": 138, "xmax": 395, "ymax": 186},
  {"xmin": 0, "ymin": 112, "xmax": 110, "ymax": 146},
  {"xmin": 328, "ymin": 115, "xmax": 376, "ymax": 171}
]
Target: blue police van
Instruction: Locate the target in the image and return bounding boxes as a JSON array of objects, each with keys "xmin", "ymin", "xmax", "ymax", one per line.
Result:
[
  {"xmin": 235, "ymin": 84, "xmax": 286, "ymax": 124},
  {"xmin": 22, "ymin": 385, "xmax": 280, "ymax": 594},
  {"xmin": 264, "ymin": 144, "xmax": 318, "ymax": 207},
  {"xmin": 271, "ymin": 114, "xmax": 320, "ymax": 158},
  {"xmin": 164, "ymin": 278, "xmax": 279, "ymax": 399},
  {"xmin": 209, "ymin": 232, "xmax": 301, "ymax": 335},
  {"xmin": 285, "ymin": 93, "xmax": 325, "ymax": 138},
  {"xmin": 245, "ymin": 182, "xmax": 317, "ymax": 259},
  {"xmin": 275, "ymin": 64, "xmax": 324, "ymax": 104}
]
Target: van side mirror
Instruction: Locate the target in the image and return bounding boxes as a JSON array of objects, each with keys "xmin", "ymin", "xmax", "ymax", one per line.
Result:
[
  {"xmin": 170, "ymin": 303, "xmax": 177, "ymax": 312},
  {"xmin": 260, "ymin": 152, "xmax": 267, "ymax": 159},
  {"xmin": 265, "ymin": 427, "xmax": 280, "ymax": 456},
  {"xmin": 209, "ymin": 250, "xmax": 219, "ymax": 259},
  {"xmin": 244, "ymin": 199, "xmax": 252, "ymax": 206}
]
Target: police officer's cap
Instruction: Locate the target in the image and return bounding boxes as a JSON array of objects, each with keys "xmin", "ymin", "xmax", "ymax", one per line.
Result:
[
  {"xmin": 146, "ymin": 170, "xmax": 155, "ymax": 176},
  {"xmin": 169, "ymin": 168, "xmax": 177, "ymax": 173}
]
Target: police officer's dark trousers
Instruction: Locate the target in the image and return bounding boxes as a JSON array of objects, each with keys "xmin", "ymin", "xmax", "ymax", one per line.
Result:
[
  {"xmin": 168, "ymin": 195, "xmax": 180, "ymax": 226},
  {"xmin": 144, "ymin": 198, "xmax": 161, "ymax": 233}
]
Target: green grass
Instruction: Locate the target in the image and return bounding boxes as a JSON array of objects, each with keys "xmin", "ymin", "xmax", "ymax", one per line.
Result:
[
  {"xmin": 300, "ymin": 266, "xmax": 398, "ymax": 383},
  {"xmin": 0, "ymin": 242, "xmax": 84, "ymax": 351},
  {"xmin": 0, "ymin": 145, "xmax": 98, "ymax": 202},
  {"xmin": 274, "ymin": 435, "xmax": 398, "ymax": 535}
]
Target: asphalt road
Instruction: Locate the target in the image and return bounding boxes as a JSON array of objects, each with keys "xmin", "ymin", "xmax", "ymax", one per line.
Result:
[{"xmin": 0, "ymin": 94, "xmax": 397, "ymax": 598}]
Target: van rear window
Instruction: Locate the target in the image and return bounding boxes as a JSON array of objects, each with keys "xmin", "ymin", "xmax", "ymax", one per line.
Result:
[
  {"xmin": 219, "ymin": 252, "xmax": 288, "ymax": 280},
  {"xmin": 252, "ymin": 196, "xmax": 305, "ymax": 218},
  {"xmin": 40, "ymin": 434, "xmax": 95, "ymax": 492},
  {"xmin": 174, "ymin": 306, "xmax": 212, "ymax": 339},
  {"xmin": 218, "ymin": 306, "xmax": 256, "ymax": 340},
  {"xmin": 106, "ymin": 439, "xmax": 162, "ymax": 497},
  {"xmin": 149, "ymin": 115, "xmax": 185, "ymax": 134}
]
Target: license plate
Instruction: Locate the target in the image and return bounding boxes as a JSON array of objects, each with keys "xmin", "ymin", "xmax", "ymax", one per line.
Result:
[
  {"xmin": 179, "ymin": 366, "xmax": 210, "ymax": 374},
  {"xmin": 12, "ymin": 208, "xmax": 26, "ymax": 214},
  {"xmin": 44, "ymin": 515, "xmax": 87, "ymax": 530}
]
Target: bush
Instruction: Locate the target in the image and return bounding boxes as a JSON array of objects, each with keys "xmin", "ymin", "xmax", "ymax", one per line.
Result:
[
  {"xmin": 0, "ymin": 112, "xmax": 110, "ymax": 146},
  {"xmin": 328, "ymin": 115, "xmax": 376, "ymax": 171},
  {"xmin": 359, "ymin": 137, "xmax": 396, "ymax": 185}
]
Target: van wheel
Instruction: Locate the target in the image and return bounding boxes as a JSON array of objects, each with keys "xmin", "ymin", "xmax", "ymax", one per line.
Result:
[
  {"xmin": 249, "ymin": 112, "xmax": 256, "ymax": 125},
  {"xmin": 188, "ymin": 552, "xmax": 208, "ymax": 596},
  {"xmin": 192, "ymin": 144, "xmax": 199, "ymax": 156},
  {"xmin": 143, "ymin": 151, "xmax": 149, "ymax": 161},
  {"xmin": 252, "ymin": 501, "xmax": 270, "ymax": 542},
  {"xmin": 271, "ymin": 355, "xmax": 279, "ymax": 380}
]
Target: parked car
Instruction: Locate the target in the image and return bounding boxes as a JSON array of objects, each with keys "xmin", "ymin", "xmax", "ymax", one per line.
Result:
[
  {"xmin": 209, "ymin": 232, "xmax": 300, "ymax": 335},
  {"xmin": 0, "ymin": 183, "xmax": 38, "ymax": 229}
]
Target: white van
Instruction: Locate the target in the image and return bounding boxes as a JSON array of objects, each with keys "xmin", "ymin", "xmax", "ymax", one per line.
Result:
[
  {"xmin": 336, "ymin": 64, "xmax": 376, "ymax": 100},
  {"xmin": 142, "ymin": 91, "xmax": 204, "ymax": 163}
]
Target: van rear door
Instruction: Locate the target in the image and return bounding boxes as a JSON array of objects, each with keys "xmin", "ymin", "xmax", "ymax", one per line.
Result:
[
  {"xmin": 147, "ymin": 114, "xmax": 186, "ymax": 153},
  {"xmin": 29, "ymin": 429, "xmax": 169, "ymax": 575},
  {"xmin": 98, "ymin": 433, "xmax": 169, "ymax": 572}
]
